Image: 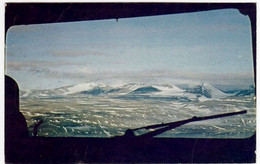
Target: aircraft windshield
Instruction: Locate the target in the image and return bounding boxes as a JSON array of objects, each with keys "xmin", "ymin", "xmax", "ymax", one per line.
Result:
[{"xmin": 6, "ymin": 9, "xmax": 255, "ymax": 138}]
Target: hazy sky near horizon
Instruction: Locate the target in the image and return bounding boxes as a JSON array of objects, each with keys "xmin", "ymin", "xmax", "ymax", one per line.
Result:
[{"xmin": 6, "ymin": 9, "xmax": 254, "ymax": 90}]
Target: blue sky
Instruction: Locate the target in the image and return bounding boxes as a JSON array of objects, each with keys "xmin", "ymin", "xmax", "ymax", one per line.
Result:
[{"xmin": 6, "ymin": 9, "xmax": 254, "ymax": 90}]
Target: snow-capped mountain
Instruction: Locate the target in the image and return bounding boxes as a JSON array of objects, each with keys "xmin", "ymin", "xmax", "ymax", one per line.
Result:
[
  {"xmin": 20, "ymin": 82, "xmax": 246, "ymax": 101},
  {"xmin": 185, "ymin": 83, "xmax": 230, "ymax": 99},
  {"xmin": 64, "ymin": 83, "xmax": 110, "ymax": 95}
]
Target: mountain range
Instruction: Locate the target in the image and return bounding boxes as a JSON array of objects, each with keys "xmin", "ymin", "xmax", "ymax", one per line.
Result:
[{"xmin": 20, "ymin": 82, "xmax": 255, "ymax": 101}]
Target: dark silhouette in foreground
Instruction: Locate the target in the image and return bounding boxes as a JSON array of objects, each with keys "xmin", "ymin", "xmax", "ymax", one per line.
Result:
[
  {"xmin": 5, "ymin": 76, "xmax": 29, "ymax": 139},
  {"xmin": 5, "ymin": 76, "xmax": 29, "ymax": 162}
]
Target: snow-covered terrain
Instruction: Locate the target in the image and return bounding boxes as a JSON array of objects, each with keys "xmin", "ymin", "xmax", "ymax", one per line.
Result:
[
  {"xmin": 20, "ymin": 82, "xmax": 241, "ymax": 101},
  {"xmin": 19, "ymin": 82, "xmax": 255, "ymax": 138}
]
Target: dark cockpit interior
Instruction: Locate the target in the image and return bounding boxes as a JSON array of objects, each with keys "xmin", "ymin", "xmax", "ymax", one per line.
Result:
[{"xmin": 5, "ymin": 3, "xmax": 256, "ymax": 163}]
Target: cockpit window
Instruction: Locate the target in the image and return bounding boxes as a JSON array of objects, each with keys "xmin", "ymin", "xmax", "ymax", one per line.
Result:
[{"xmin": 6, "ymin": 9, "xmax": 255, "ymax": 138}]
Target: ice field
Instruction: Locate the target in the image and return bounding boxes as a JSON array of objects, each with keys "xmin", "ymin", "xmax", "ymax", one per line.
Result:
[{"xmin": 19, "ymin": 83, "xmax": 256, "ymax": 138}]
